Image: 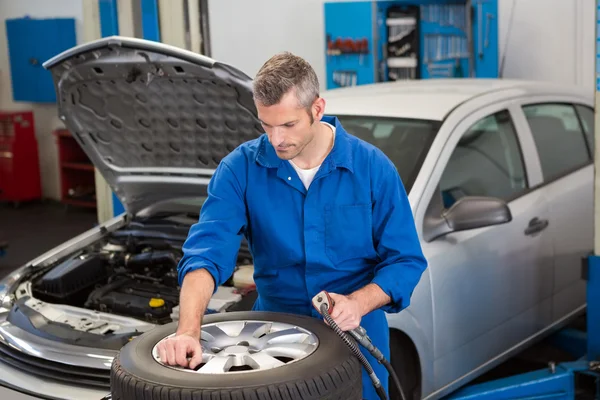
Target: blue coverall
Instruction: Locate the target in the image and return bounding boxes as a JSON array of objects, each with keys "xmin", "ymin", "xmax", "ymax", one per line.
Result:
[{"xmin": 178, "ymin": 115, "xmax": 428, "ymax": 399}]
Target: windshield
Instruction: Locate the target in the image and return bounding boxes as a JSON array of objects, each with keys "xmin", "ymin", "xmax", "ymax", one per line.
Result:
[{"xmin": 336, "ymin": 115, "xmax": 441, "ymax": 192}]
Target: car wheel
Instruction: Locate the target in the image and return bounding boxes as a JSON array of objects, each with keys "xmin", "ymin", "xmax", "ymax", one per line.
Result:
[
  {"xmin": 110, "ymin": 311, "xmax": 363, "ymax": 399},
  {"xmin": 389, "ymin": 331, "xmax": 421, "ymax": 400}
]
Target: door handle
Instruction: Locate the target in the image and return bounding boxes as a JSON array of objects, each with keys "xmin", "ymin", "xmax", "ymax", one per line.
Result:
[{"xmin": 524, "ymin": 218, "xmax": 549, "ymax": 236}]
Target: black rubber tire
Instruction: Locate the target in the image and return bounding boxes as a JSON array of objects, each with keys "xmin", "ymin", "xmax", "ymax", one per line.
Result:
[
  {"xmin": 110, "ymin": 311, "xmax": 363, "ymax": 399},
  {"xmin": 388, "ymin": 331, "xmax": 421, "ymax": 400}
]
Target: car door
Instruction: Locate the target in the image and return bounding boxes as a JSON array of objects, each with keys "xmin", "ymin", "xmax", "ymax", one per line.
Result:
[
  {"xmin": 516, "ymin": 101, "xmax": 594, "ymax": 322},
  {"xmin": 420, "ymin": 102, "xmax": 554, "ymax": 390}
]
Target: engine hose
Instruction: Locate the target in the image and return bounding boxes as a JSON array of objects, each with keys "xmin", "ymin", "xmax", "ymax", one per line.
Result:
[{"xmin": 320, "ymin": 304, "xmax": 387, "ymax": 400}]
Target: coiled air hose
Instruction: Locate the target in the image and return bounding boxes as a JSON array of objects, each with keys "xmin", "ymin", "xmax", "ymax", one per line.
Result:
[{"xmin": 319, "ymin": 303, "xmax": 408, "ymax": 400}]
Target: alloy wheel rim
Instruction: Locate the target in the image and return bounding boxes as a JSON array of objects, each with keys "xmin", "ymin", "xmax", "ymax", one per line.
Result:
[{"xmin": 152, "ymin": 320, "xmax": 319, "ymax": 374}]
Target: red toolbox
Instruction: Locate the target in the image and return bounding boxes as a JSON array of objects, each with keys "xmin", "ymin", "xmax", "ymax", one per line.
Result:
[{"xmin": 0, "ymin": 111, "xmax": 42, "ymax": 204}]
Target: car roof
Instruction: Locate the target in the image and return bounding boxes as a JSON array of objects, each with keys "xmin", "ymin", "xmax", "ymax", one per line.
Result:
[{"xmin": 323, "ymin": 78, "xmax": 591, "ymax": 121}]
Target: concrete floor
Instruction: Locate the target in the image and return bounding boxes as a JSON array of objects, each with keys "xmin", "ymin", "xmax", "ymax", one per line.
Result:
[{"xmin": 0, "ymin": 200, "xmax": 98, "ymax": 279}]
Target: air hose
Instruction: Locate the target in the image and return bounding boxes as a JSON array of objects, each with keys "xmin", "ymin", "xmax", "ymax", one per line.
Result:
[{"xmin": 319, "ymin": 303, "xmax": 407, "ymax": 400}]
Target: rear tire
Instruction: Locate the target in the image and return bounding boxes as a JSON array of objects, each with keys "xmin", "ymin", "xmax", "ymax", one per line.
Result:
[
  {"xmin": 389, "ymin": 331, "xmax": 421, "ymax": 400},
  {"xmin": 110, "ymin": 311, "xmax": 363, "ymax": 399}
]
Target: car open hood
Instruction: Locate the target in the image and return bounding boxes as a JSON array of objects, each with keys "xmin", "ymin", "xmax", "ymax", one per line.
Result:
[{"xmin": 43, "ymin": 36, "xmax": 263, "ymax": 215}]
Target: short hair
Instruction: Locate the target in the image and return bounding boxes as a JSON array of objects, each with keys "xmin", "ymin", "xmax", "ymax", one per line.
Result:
[{"xmin": 253, "ymin": 52, "xmax": 320, "ymax": 112}]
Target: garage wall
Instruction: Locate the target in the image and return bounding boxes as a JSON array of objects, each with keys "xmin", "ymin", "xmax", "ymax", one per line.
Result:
[
  {"xmin": 207, "ymin": 0, "xmax": 328, "ymax": 90},
  {"xmin": 0, "ymin": 0, "xmax": 86, "ymax": 200},
  {"xmin": 208, "ymin": 0, "xmax": 596, "ymax": 94},
  {"xmin": 498, "ymin": 0, "xmax": 594, "ymax": 95}
]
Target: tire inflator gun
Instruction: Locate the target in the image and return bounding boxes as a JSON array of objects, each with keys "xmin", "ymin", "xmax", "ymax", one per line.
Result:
[{"xmin": 312, "ymin": 290, "xmax": 407, "ymax": 400}]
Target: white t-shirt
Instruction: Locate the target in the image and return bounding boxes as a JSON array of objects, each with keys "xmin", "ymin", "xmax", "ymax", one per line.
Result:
[{"xmin": 289, "ymin": 122, "xmax": 336, "ymax": 190}]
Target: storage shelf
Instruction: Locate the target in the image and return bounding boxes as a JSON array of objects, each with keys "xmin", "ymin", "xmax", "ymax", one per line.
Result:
[{"xmin": 54, "ymin": 129, "xmax": 96, "ymax": 209}]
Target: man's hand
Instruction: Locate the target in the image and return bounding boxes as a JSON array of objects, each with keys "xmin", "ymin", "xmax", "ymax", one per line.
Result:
[
  {"xmin": 323, "ymin": 284, "xmax": 392, "ymax": 331},
  {"xmin": 327, "ymin": 293, "xmax": 362, "ymax": 331},
  {"xmin": 155, "ymin": 333, "xmax": 203, "ymax": 370}
]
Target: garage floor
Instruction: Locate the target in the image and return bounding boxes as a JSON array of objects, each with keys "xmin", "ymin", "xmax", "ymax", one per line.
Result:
[
  {"xmin": 0, "ymin": 200, "xmax": 98, "ymax": 279},
  {"xmin": 0, "ymin": 200, "xmax": 98, "ymax": 399}
]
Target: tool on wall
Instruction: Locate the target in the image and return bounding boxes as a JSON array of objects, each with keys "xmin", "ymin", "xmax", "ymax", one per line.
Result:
[
  {"xmin": 474, "ymin": 0, "xmax": 491, "ymax": 59},
  {"xmin": 427, "ymin": 63, "xmax": 453, "ymax": 78},
  {"xmin": 333, "ymin": 70, "xmax": 358, "ymax": 87},
  {"xmin": 484, "ymin": 12, "xmax": 495, "ymax": 52},
  {"xmin": 385, "ymin": 4, "xmax": 420, "ymax": 81},
  {"xmin": 419, "ymin": 2, "xmax": 472, "ymax": 79},
  {"xmin": 424, "ymin": 34, "xmax": 469, "ymax": 64},
  {"xmin": 387, "ymin": 57, "xmax": 418, "ymax": 80},
  {"xmin": 421, "ymin": 3, "xmax": 467, "ymax": 32},
  {"xmin": 327, "ymin": 35, "xmax": 370, "ymax": 57},
  {"xmin": 326, "ymin": 35, "xmax": 370, "ymax": 72}
]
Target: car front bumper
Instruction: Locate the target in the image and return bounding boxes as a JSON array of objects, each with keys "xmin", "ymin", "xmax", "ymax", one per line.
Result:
[{"xmin": 0, "ymin": 360, "xmax": 110, "ymax": 400}]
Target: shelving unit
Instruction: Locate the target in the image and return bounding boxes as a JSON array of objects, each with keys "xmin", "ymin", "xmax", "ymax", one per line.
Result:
[{"xmin": 54, "ymin": 129, "xmax": 96, "ymax": 209}]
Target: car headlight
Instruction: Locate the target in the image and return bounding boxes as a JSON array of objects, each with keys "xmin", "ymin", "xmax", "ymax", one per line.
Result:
[{"xmin": 0, "ymin": 266, "xmax": 28, "ymax": 313}]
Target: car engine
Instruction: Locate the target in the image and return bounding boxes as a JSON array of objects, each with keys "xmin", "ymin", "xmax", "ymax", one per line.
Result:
[{"xmin": 28, "ymin": 234, "xmax": 253, "ymax": 325}]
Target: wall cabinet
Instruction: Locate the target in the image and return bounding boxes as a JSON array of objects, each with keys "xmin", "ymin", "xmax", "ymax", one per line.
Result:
[
  {"xmin": 324, "ymin": 0, "xmax": 499, "ymax": 89},
  {"xmin": 5, "ymin": 17, "xmax": 77, "ymax": 103}
]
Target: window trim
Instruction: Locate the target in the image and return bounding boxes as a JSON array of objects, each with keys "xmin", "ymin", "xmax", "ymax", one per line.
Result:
[
  {"xmin": 573, "ymin": 103, "xmax": 594, "ymax": 159},
  {"xmin": 519, "ymin": 101, "xmax": 593, "ymax": 188}
]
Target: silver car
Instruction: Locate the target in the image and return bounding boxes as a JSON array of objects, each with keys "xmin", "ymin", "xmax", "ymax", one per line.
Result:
[{"xmin": 0, "ymin": 37, "xmax": 592, "ymax": 400}]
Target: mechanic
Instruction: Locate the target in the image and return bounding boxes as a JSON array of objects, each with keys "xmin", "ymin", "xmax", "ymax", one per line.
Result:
[{"xmin": 156, "ymin": 52, "xmax": 428, "ymax": 399}]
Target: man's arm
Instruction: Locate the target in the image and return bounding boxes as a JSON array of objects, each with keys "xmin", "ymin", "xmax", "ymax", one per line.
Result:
[
  {"xmin": 176, "ymin": 159, "xmax": 247, "ymax": 333},
  {"xmin": 367, "ymin": 153, "xmax": 428, "ymax": 314},
  {"xmin": 176, "ymin": 269, "xmax": 215, "ymax": 339},
  {"xmin": 348, "ymin": 283, "xmax": 391, "ymax": 316}
]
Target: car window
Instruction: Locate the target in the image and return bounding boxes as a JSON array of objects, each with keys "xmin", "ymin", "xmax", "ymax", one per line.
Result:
[
  {"xmin": 336, "ymin": 116, "xmax": 440, "ymax": 193},
  {"xmin": 439, "ymin": 110, "xmax": 527, "ymax": 208},
  {"xmin": 522, "ymin": 103, "xmax": 591, "ymax": 182},
  {"xmin": 574, "ymin": 104, "xmax": 594, "ymax": 154}
]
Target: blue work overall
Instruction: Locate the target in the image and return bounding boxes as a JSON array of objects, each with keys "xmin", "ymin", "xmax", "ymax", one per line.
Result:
[{"xmin": 178, "ymin": 116, "xmax": 428, "ymax": 400}]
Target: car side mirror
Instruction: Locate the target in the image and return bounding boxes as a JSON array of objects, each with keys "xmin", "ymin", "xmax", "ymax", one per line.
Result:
[
  {"xmin": 444, "ymin": 196, "xmax": 512, "ymax": 231},
  {"xmin": 424, "ymin": 195, "xmax": 512, "ymax": 242}
]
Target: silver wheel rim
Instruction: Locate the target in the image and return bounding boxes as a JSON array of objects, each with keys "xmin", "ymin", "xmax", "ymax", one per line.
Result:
[{"xmin": 152, "ymin": 320, "xmax": 319, "ymax": 374}]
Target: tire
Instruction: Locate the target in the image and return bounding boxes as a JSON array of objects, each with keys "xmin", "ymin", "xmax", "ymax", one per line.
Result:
[
  {"xmin": 389, "ymin": 331, "xmax": 421, "ymax": 400},
  {"xmin": 110, "ymin": 311, "xmax": 363, "ymax": 399}
]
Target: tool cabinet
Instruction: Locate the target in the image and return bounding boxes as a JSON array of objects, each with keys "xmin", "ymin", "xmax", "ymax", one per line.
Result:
[
  {"xmin": 0, "ymin": 111, "xmax": 42, "ymax": 205},
  {"xmin": 324, "ymin": 0, "xmax": 499, "ymax": 89},
  {"xmin": 5, "ymin": 17, "xmax": 76, "ymax": 103}
]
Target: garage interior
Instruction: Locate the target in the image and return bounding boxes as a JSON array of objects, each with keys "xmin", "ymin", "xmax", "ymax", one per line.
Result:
[{"xmin": 0, "ymin": 0, "xmax": 599, "ymax": 399}]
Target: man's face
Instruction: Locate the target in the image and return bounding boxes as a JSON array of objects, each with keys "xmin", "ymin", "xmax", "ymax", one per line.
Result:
[{"xmin": 256, "ymin": 90, "xmax": 323, "ymax": 160}]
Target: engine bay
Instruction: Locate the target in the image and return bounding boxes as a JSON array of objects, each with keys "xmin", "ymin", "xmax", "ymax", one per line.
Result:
[{"xmin": 23, "ymin": 224, "xmax": 254, "ymax": 327}]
